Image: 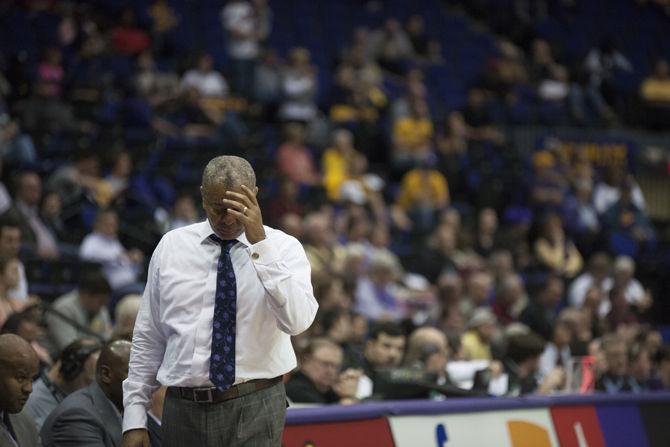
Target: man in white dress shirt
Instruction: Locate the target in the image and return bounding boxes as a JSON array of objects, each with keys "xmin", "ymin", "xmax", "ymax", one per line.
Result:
[{"xmin": 122, "ymin": 155, "xmax": 318, "ymax": 447}]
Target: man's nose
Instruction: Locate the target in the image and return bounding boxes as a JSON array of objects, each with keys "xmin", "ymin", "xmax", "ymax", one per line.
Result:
[{"xmin": 221, "ymin": 211, "xmax": 236, "ymax": 225}]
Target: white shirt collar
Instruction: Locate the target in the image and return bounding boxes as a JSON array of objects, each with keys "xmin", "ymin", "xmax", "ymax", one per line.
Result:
[{"xmin": 198, "ymin": 220, "xmax": 250, "ymax": 247}]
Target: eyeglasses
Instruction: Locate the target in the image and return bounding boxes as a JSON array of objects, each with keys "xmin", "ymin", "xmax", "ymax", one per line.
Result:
[{"xmin": 311, "ymin": 357, "xmax": 341, "ymax": 371}]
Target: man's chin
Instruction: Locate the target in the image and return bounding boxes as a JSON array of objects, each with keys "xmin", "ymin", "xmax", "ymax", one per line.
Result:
[{"xmin": 215, "ymin": 228, "xmax": 242, "ymax": 240}]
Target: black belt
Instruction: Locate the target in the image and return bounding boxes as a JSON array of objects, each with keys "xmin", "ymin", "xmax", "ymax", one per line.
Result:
[{"xmin": 167, "ymin": 377, "xmax": 282, "ymax": 403}]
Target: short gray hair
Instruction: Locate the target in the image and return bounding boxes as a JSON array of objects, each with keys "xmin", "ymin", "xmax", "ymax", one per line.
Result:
[{"xmin": 202, "ymin": 156, "xmax": 256, "ymax": 190}]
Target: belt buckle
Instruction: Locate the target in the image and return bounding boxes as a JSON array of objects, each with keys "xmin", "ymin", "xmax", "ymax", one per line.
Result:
[{"xmin": 193, "ymin": 387, "xmax": 214, "ymax": 403}]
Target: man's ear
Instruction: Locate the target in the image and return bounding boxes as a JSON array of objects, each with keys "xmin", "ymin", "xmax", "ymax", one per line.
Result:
[
  {"xmin": 99, "ymin": 365, "xmax": 112, "ymax": 384},
  {"xmin": 254, "ymin": 186, "xmax": 259, "ymax": 195}
]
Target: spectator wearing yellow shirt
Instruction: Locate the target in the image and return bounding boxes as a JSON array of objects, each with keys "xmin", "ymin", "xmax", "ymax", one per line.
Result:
[
  {"xmin": 640, "ymin": 59, "xmax": 670, "ymax": 129},
  {"xmin": 461, "ymin": 308, "xmax": 498, "ymax": 361},
  {"xmin": 322, "ymin": 129, "xmax": 358, "ymax": 201},
  {"xmin": 392, "ymin": 99, "xmax": 433, "ymax": 168},
  {"xmin": 534, "ymin": 213, "xmax": 583, "ymax": 279},
  {"xmin": 395, "ymin": 156, "xmax": 449, "ymax": 233}
]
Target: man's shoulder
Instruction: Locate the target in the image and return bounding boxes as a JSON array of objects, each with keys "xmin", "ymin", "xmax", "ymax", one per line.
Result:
[
  {"xmin": 154, "ymin": 221, "xmax": 209, "ymax": 253},
  {"xmin": 8, "ymin": 411, "xmax": 38, "ymax": 446},
  {"xmin": 263, "ymin": 225, "xmax": 302, "ymax": 247},
  {"xmin": 55, "ymin": 384, "xmax": 96, "ymax": 412},
  {"xmin": 52, "ymin": 290, "xmax": 79, "ymax": 310}
]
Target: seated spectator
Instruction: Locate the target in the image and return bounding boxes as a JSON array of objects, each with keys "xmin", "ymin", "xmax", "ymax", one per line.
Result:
[
  {"xmin": 534, "ymin": 213, "xmax": 583, "ymax": 278},
  {"xmin": 278, "ymin": 47, "xmax": 318, "ymax": 123},
  {"xmin": 596, "ymin": 334, "xmax": 639, "ymax": 393},
  {"xmin": 582, "ymin": 38, "xmax": 632, "ymax": 122},
  {"xmin": 460, "ymin": 271, "xmax": 494, "ymax": 322},
  {"xmin": 113, "ymin": 294, "xmax": 142, "ymax": 339},
  {"xmin": 354, "ymin": 251, "xmax": 407, "ymax": 321},
  {"xmin": 0, "ymin": 217, "xmax": 27, "ymax": 303},
  {"xmin": 593, "ymin": 166, "xmax": 645, "ymax": 215},
  {"xmin": 612, "ymin": 256, "xmax": 651, "ymax": 314},
  {"xmin": 461, "ymin": 308, "xmax": 498, "ymax": 361},
  {"xmin": 395, "ymin": 156, "xmax": 449, "ymax": 235},
  {"xmin": 105, "ymin": 151, "xmax": 133, "ymax": 205},
  {"xmin": 303, "ymin": 212, "xmax": 346, "ymax": 283},
  {"xmin": 39, "ymin": 191, "xmax": 70, "ymax": 252},
  {"xmin": 111, "ymin": 8, "xmax": 151, "ymax": 56},
  {"xmin": 491, "ymin": 274, "xmax": 526, "ymax": 326},
  {"xmin": 45, "ymin": 270, "xmax": 113, "ymax": 354},
  {"xmin": 0, "ymin": 257, "xmax": 23, "ymax": 328},
  {"xmin": 405, "ymin": 15, "xmax": 430, "ymax": 58},
  {"xmin": 473, "ymin": 332, "xmax": 565, "ymax": 396},
  {"xmin": 0, "ymin": 98, "xmax": 37, "ymax": 165},
  {"xmin": 404, "ymin": 327, "xmax": 450, "ymax": 382},
  {"xmin": 47, "ymin": 150, "xmax": 110, "ymax": 213},
  {"xmin": 347, "ymin": 322, "xmax": 406, "ymax": 400},
  {"xmin": 285, "ymin": 338, "xmax": 361, "ymax": 404},
  {"xmin": 473, "ymin": 208, "xmax": 501, "ymax": 257},
  {"xmin": 568, "ymin": 252, "xmax": 612, "ymax": 312},
  {"xmin": 180, "ymin": 53, "xmax": 229, "ymax": 98},
  {"xmin": 320, "ymin": 308, "xmax": 360, "ymax": 368},
  {"xmin": 3, "ymin": 171, "xmax": 60, "ymax": 259},
  {"xmin": 628, "ymin": 342, "xmax": 653, "ymax": 391},
  {"xmin": 520, "ymin": 275, "xmax": 564, "ymax": 340},
  {"xmin": 264, "ymin": 178, "xmax": 305, "ymax": 226},
  {"xmin": 537, "ymin": 320, "xmax": 573, "ymax": 381},
  {"xmin": 605, "ymin": 285, "xmax": 640, "ymax": 331},
  {"xmin": 413, "ymin": 225, "xmax": 459, "ymax": 283},
  {"xmin": 79, "ymin": 209, "xmax": 145, "ymax": 296},
  {"xmin": 156, "ymin": 194, "xmax": 199, "ymax": 234},
  {"xmin": 0, "ymin": 310, "xmax": 52, "ymax": 368},
  {"xmin": 530, "ymin": 151, "xmax": 566, "ymax": 213},
  {"xmin": 36, "ymin": 47, "xmax": 64, "ymax": 100},
  {"xmin": 369, "ymin": 19, "xmax": 414, "ymax": 76},
  {"xmin": 221, "ymin": 0, "xmax": 268, "ymax": 99},
  {"xmin": 134, "ymin": 50, "xmax": 180, "ymax": 106},
  {"xmin": 640, "ymin": 58, "xmax": 670, "ymax": 129},
  {"xmin": 41, "ymin": 340, "xmax": 131, "ymax": 446},
  {"xmin": 322, "ymin": 129, "xmax": 359, "ymax": 201},
  {"xmin": 0, "ymin": 334, "xmax": 40, "ymax": 446},
  {"xmin": 392, "ymin": 99, "xmax": 434, "ymax": 168},
  {"xmin": 254, "ymin": 49, "xmax": 282, "ymax": 105},
  {"xmin": 23, "ymin": 339, "xmax": 101, "ymax": 431},
  {"xmin": 603, "ymin": 183, "xmax": 655, "ymax": 258},
  {"xmin": 276, "ymin": 123, "xmax": 320, "ymax": 187},
  {"xmin": 461, "ymin": 87, "xmax": 505, "ymax": 145},
  {"xmin": 562, "ymin": 179, "xmax": 600, "ymax": 254}
]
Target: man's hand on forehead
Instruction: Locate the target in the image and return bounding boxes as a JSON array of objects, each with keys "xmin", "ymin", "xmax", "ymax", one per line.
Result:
[{"xmin": 223, "ymin": 185, "xmax": 265, "ymax": 244}]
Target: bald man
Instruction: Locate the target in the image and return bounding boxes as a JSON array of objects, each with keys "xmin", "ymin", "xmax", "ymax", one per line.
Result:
[
  {"xmin": 41, "ymin": 340, "xmax": 131, "ymax": 447},
  {"xmin": 123, "ymin": 156, "xmax": 318, "ymax": 447},
  {"xmin": 0, "ymin": 334, "xmax": 39, "ymax": 447}
]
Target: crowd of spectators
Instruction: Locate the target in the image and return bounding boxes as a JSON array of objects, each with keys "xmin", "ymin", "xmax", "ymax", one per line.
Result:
[{"xmin": 0, "ymin": 0, "xmax": 669, "ymax": 444}]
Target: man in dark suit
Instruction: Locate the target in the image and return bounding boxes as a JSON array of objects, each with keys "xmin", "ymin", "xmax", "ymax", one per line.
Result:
[
  {"xmin": 0, "ymin": 334, "xmax": 40, "ymax": 447},
  {"xmin": 40, "ymin": 340, "xmax": 131, "ymax": 447}
]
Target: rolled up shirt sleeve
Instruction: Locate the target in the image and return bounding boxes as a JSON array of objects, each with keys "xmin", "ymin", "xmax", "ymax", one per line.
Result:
[
  {"xmin": 122, "ymin": 240, "xmax": 166, "ymax": 433},
  {"xmin": 247, "ymin": 234, "xmax": 318, "ymax": 336}
]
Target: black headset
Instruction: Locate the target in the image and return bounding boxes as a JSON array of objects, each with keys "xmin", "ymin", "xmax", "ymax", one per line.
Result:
[{"xmin": 59, "ymin": 343, "xmax": 102, "ymax": 382}]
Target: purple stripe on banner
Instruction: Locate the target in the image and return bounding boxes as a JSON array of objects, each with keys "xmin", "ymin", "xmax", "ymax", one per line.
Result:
[{"xmin": 286, "ymin": 392, "xmax": 670, "ymax": 425}]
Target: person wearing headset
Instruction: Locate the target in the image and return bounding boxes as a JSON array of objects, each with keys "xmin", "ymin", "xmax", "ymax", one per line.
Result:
[{"xmin": 23, "ymin": 339, "xmax": 101, "ymax": 431}]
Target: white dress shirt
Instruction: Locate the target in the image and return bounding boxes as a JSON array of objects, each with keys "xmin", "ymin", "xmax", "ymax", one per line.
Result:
[
  {"xmin": 79, "ymin": 232, "xmax": 139, "ymax": 289},
  {"xmin": 122, "ymin": 221, "xmax": 317, "ymax": 432}
]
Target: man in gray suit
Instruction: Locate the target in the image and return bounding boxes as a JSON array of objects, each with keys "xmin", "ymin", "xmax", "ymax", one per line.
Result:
[
  {"xmin": 41, "ymin": 340, "xmax": 131, "ymax": 447},
  {"xmin": 44, "ymin": 270, "xmax": 113, "ymax": 355},
  {"xmin": 0, "ymin": 334, "xmax": 40, "ymax": 447}
]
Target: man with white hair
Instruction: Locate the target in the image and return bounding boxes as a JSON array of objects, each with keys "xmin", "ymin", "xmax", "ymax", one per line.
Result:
[
  {"xmin": 613, "ymin": 255, "xmax": 651, "ymax": 312},
  {"xmin": 113, "ymin": 294, "xmax": 142, "ymax": 337}
]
